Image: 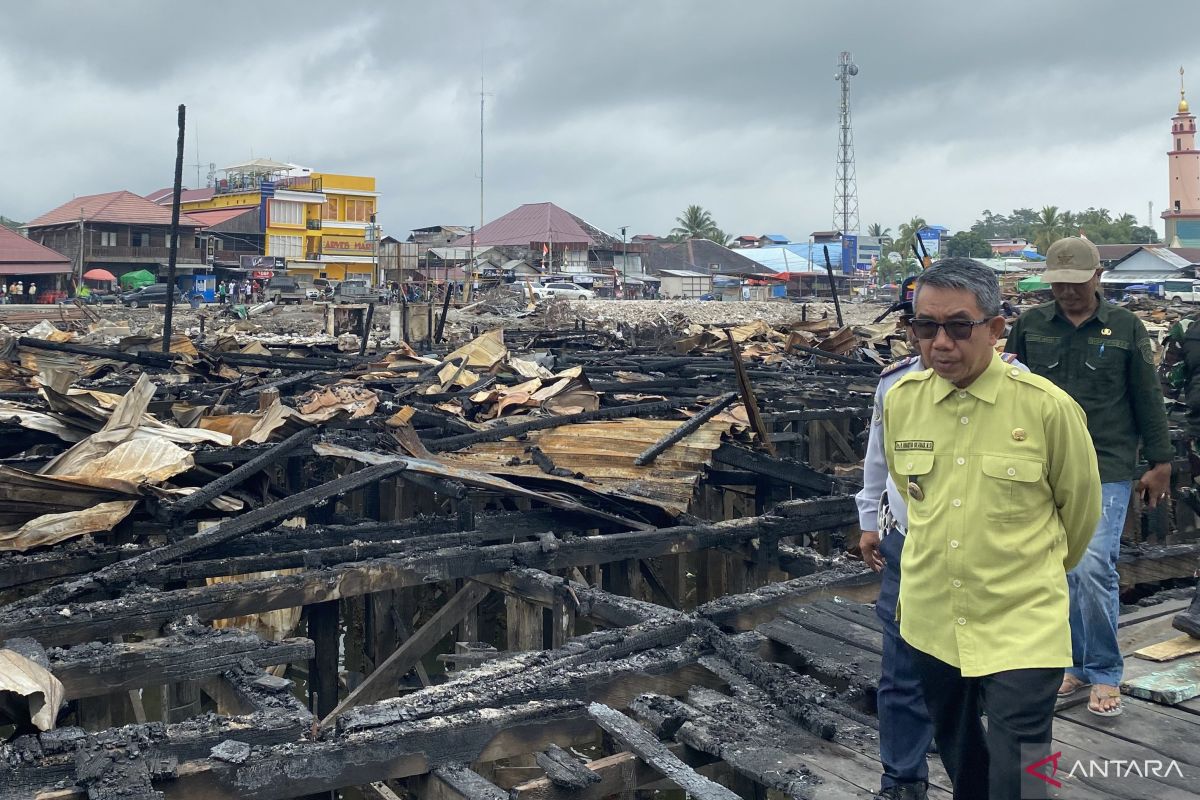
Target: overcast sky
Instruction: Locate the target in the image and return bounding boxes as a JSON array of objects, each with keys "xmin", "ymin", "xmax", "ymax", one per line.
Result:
[{"xmin": 3, "ymin": 0, "xmax": 1199, "ymax": 241}]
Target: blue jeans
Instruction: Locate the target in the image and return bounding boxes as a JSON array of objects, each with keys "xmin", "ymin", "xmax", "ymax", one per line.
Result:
[
  {"xmin": 1065, "ymin": 481, "xmax": 1130, "ymax": 688},
  {"xmin": 876, "ymin": 527, "xmax": 933, "ymax": 789}
]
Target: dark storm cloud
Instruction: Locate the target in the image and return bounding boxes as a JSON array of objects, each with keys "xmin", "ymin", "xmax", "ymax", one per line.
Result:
[{"xmin": 3, "ymin": 0, "xmax": 1199, "ymax": 239}]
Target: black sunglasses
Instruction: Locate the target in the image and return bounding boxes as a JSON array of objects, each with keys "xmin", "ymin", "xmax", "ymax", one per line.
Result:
[{"xmin": 909, "ymin": 317, "xmax": 991, "ymax": 341}]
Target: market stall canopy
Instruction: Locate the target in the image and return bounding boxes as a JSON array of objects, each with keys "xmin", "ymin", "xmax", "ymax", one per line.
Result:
[
  {"xmin": 82, "ymin": 268, "xmax": 117, "ymax": 282},
  {"xmin": 1017, "ymin": 276, "xmax": 1049, "ymax": 292},
  {"xmin": 118, "ymin": 270, "xmax": 156, "ymax": 290}
]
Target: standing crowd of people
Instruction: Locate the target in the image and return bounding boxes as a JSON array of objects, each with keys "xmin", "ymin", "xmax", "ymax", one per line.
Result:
[
  {"xmin": 1, "ymin": 280, "xmax": 39, "ymax": 303},
  {"xmin": 215, "ymin": 278, "xmax": 261, "ymax": 305},
  {"xmin": 857, "ymin": 238, "xmax": 1175, "ymax": 800}
]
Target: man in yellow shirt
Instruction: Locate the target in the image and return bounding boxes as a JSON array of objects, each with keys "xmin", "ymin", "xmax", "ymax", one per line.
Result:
[{"xmin": 883, "ymin": 258, "xmax": 1101, "ymax": 800}]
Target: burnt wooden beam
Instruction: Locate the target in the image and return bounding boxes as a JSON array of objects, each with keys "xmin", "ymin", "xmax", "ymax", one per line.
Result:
[
  {"xmin": 48, "ymin": 629, "xmax": 314, "ymax": 699},
  {"xmin": 511, "ymin": 744, "xmax": 717, "ymax": 800},
  {"xmin": 15, "ymin": 460, "xmax": 411, "ymax": 611},
  {"xmin": 162, "ymin": 427, "xmax": 318, "ymax": 521},
  {"xmin": 427, "ymin": 764, "xmax": 508, "ymax": 800},
  {"xmin": 308, "ymin": 599, "xmax": 340, "ymax": 719},
  {"xmin": 723, "ymin": 330, "xmax": 776, "ymax": 458},
  {"xmin": 586, "ymin": 702, "xmax": 741, "ymax": 800},
  {"xmin": 633, "ymin": 392, "xmax": 738, "ymax": 466},
  {"xmin": 425, "ymin": 399, "xmax": 688, "ymax": 453},
  {"xmin": 0, "ymin": 498, "xmax": 858, "ymax": 646},
  {"xmin": 319, "ymin": 580, "xmax": 492, "ymax": 729},
  {"xmin": 713, "ymin": 443, "xmax": 838, "ymax": 494},
  {"xmin": 534, "ymin": 743, "xmax": 601, "ymax": 790},
  {"xmin": 17, "ymin": 337, "xmax": 179, "ymax": 367}
]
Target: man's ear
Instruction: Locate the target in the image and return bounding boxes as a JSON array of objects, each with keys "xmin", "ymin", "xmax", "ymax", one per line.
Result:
[{"xmin": 987, "ymin": 315, "xmax": 1006, "ymax": 341}]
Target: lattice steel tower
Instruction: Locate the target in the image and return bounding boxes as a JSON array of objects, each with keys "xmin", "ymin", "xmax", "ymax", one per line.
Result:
[{"xmin": 833, "ymin": 51, "xmax": 860, "ymax": 234}]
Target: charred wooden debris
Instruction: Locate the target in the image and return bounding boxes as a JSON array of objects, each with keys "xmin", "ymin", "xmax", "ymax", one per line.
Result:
[{"xmin": 0, "ymin": 316, "xmax": 1195, "ymax": 799}]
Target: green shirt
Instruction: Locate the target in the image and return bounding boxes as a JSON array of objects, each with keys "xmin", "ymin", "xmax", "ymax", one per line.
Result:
[
  {"xmin": 1004, "ymin": 297, "xmax": 1172, "ymax": 483},
  {"xmin": 884, "ymin": 354, "xmax": 1101, "ymax": 675}
]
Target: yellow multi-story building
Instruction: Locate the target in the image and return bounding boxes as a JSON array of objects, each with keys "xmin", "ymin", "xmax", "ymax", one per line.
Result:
[{"xmin": 171, "ymin": 159, "xmax": 380, "ymax": 283}]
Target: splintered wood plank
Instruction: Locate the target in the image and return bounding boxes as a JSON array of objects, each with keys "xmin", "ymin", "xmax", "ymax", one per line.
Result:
[
  {"xmin": 1134, "ymin": 635, "xmax": 1200, "ymax": 662},
  {"xmin": 428, "ymin": 763, "xmax": 508, "ymax": 799},
  {"xmin": 758, "ymin": 617, "xmax": 881, "ymax": 690},
  {"xmin": 586, "ymin": 703, "xmax": 741, "ymax": 800},
  {"xmin": 780, "ymin": 604, "xmax": 884, "ymax": 655},
  {"xmin": 1121, "ymin": 659, "xmax": 1200, "ymax": 705},
  {"xmin": 511, "ymin": 745, "xmax": 718, "ymax": 800}
]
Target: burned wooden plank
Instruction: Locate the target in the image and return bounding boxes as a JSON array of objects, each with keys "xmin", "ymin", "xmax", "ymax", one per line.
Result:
[
  {"xmin": 161, "ymin": 427, "xmax": 318, "ymax": 521},
  {"xmin": 723, "ymin": 329, "xmax": 776, "ymax": 458},
  {"xmin": 336, "ymin": 624, "xmax": 704, "ymax": 735},
  {"xmin": 586, "ymin": 702, "xmax": 741, "ymax": 800},
  {"xmin": 17, "ymin": 336, "xmax": 179, "ymax": 367},
  {"xmin": 428, "ymin": 763, "xmax": 508, "ymax": 799},
  {"xmin": 2, "ymin": 499, "xmax": 858, "ymax": 645},
  {"xmin": 319, "ymin": 580, "xmax": 492, "ymax": 728},
  {"xmin": 511, "ymin": 744, "xmax": 718, "ymax": 800},
  {"xmin": 633, "ymin": 393, "xmax": 738, "ymax": 466},
  {"xmin": 697, "ymin": 563, "xmax": 878, "ymax": 633},
  {"xmin": 48, "ymin": 628, "xmax": 313, "ymax": 699},
  {"xmin": 15, "ymin": 460, "xmax": 411, "ymax": 611},
  {"xmin": 713, "ymin": 443, "xmax": 838, "ymax": 494},
  {"xmin": 534, "ymin": 743, "xmax": 601, "ymax": 790}
]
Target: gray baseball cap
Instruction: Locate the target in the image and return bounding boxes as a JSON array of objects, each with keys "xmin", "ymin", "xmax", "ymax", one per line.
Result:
[{"xmin": 1042, "ymin": 237, "xmax": 1100, "ymax": 283}]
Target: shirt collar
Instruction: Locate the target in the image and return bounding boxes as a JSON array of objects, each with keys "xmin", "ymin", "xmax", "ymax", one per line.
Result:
[
  {"xmin": 930, "ymin": 352, "xmax": 1006, "ymax": 405},
  {"xmin": 1045, "ymin": 293, "xmax": 1110, "ymax": 326}
]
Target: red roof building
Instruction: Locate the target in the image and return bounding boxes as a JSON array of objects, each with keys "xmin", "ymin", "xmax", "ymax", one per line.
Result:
[
  {"xmin": 0, "ymin": 225, "xmax": 73, "ymax": 276},
  {"xmin": 24, "ymin": 190, "xmax": 206, "ymax": 278},
  {"xmin": 26, "ymin": 190, "xmax": 203, "ymax": 228}
]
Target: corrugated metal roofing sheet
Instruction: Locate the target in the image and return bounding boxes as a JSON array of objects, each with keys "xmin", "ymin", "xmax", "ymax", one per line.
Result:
[
  {"xmin": 447, "ymin": 418, "xmax": 732, "ymax": 515},
  {"xmin": 26, "ymin": 191, "xmax": 203, "ymax": 229},
  {"xmin": 0, "ymin": 226, "xmax": 72, "ymax": 267}
]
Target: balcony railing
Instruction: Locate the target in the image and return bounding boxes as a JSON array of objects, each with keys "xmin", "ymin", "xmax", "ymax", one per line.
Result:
[{"xmin": 85, "ymin": 245, "xmax": 203, "ymax": 261}]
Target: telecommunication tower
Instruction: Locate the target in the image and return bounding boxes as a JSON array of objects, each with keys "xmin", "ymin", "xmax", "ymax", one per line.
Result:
[{"xmin": 833, "ymin": 51, "xmax": 860, "ymax": 234}]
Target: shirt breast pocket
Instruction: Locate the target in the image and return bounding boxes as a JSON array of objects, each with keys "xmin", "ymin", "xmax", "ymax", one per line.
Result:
[
  {"xmin": 1025, "ymin": 340, "xmax": 1061, "ymax": 372},
  {"xmin": 981, "ymin": 454, "xmax": 1045, "ymax": 522}
]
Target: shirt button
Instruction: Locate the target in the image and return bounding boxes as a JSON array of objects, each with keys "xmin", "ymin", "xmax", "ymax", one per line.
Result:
[
  {"xmin": 957, "ymin": 617, "xmax": 967, "ymax": 625},
  {"xmin": 956, "ymin": 457, "xmax": 966, "ymax": 465},
  {"xmin": 960, "ymin": 416, "xmax": 969, "ymax": 425},
  {"xmin": 906, "ymin": 462, "xmax": 913, "ymax": 470},
  {"xmin": 952, "ymin": 579, "xmax": 962, "ymax": 588},
  {"xmin": 957, "ymin": 390, "xmax": 967, "ymax": 399},
  {"xmin": 950, "ymin": 540, "xmax": 960, "ymax": 548},
  {"xmin": 1011, "ymin": 368, "xmax": 1020, "ymax": 377},
  {"xmin": 1007, "ymin": 467, "xmax": 1016, "ymax": 476},
  {"xmin": 952, "ymin": 499, "xmax": 962, "ymax": 507}
]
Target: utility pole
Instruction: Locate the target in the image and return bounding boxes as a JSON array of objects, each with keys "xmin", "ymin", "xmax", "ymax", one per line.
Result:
[
  {"xmin": 466, "ymin": 224, "xmax": 475, "ymax": 303},
  {"xmin": 619, "ymin": 225, "xmax": 628, "ymax": 299},
  {"xmin": 832, "ymin": 51, "xmax": 860, "ymax": 235},
  {"xmin": 162, "ymin": 104, "xmax": 186, "ymax": 354}
]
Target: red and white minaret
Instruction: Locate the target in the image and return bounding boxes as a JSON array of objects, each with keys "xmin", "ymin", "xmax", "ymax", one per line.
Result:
[{"xmin": 1164, "ymin": 67, "xmax": 1200, "ymax": 246}]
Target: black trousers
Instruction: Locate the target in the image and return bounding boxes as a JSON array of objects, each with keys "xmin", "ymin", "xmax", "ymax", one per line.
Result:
[{"xmin": 911, "ymin": 648, "xmax": 1061, "ymax": 800}]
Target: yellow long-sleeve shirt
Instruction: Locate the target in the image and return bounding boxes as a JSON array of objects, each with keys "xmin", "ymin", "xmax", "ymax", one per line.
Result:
[{"xmin": 883, "ymin": 353, "xmax": 1101, "ymax": 676}]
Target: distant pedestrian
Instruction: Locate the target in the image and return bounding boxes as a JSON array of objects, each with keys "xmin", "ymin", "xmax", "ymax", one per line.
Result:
[
  {"xmin": 217, "ymin": 281, "xmax": 226, "ymax": 304},
  {"xmin": 15, "ymin": 281, "xmax": 23, "ymax": 303},
  {"xmin": 28, "ymin": 282, "xmax": 37, "ymax": 303}
]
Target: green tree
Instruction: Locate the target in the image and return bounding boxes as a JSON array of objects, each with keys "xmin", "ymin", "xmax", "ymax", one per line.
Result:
[
  {"xmin": 867, "ymin": 222, "xmax": 892, "ymax": 243},
  {"xmin": 670, "ymin": 204, "xmax": 719, "ymax": 240},
  {"xmin": 894, "ymin": 217, "xmax": 929, "ymax": 260},
  {"xmin": 1032, "ymin": 206, "xmax": 1066, "ymax": 253},
  {"xmin": 946, "ymin": 230, "xmax": 994, "ymax": 258},
  {"xmin": 0, "ymin": 215, "xmax": 22, "ymax": 232}
]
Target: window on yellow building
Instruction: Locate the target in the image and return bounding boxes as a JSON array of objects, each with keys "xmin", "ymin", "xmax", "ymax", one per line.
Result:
[
  {"xmin": 269, "ymin": 200, "xmax": 304, "ymax": 226},
  {"xmin": 324, "ymin": 198, "xmax": 338, "ymax": 220},
  {"xmin": 345, "ymin": 199, "xmax": 373, "ymax": 222},
  {"xmin": 268, "ymin": 235, "xmax": 303, "ymax": 259}
]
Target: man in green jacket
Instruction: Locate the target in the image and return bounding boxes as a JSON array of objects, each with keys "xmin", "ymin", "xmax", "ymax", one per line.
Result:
[{"xmin": 1004, "ymin": 237, "xmax": 1173, "ymax": 717}]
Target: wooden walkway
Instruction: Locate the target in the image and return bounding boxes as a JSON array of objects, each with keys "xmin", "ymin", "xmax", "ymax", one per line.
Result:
[{"xmin": 753, "ymin": 597, "xmax": 1200, "ymax": 799}]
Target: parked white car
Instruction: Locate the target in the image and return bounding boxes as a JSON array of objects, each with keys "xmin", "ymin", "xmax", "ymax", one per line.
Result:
[{"xmin": 542, "ymin": 281, "xmax": 595, "ymax": 300}]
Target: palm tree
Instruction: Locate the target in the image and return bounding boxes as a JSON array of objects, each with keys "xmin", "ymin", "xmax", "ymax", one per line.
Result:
[
  {"xmin": 670, "ymin": 205, "xmax": 718, "ymax": 240},
  {"xmin": 704, "ymin": 228, "xmax": 732, "ymax": 247},
  {"xmin": 867, "ymin": 222, "xmax": 891, "ymax": 241},
  {"xmin": 1032, "ymin": 206, "xmax": 1065, "ymax": 253},
  {"xmin": 894, "ymin": 217, "xmax": 928, "ymax": 260}
]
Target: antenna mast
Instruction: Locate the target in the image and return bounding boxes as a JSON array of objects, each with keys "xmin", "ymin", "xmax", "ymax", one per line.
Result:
[
  {"xmin": 479, "ymin": 76, "xmax": 486, "ymax": 229},
  {"xmin": 833, "ymin": 51, "xmax": 860, "ymax": 234}
]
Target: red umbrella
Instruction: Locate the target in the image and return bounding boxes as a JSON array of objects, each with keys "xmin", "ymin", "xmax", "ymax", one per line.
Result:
[{"xmin": 82, "ymin": 268, "xmax": 117, "ymax": 282}]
